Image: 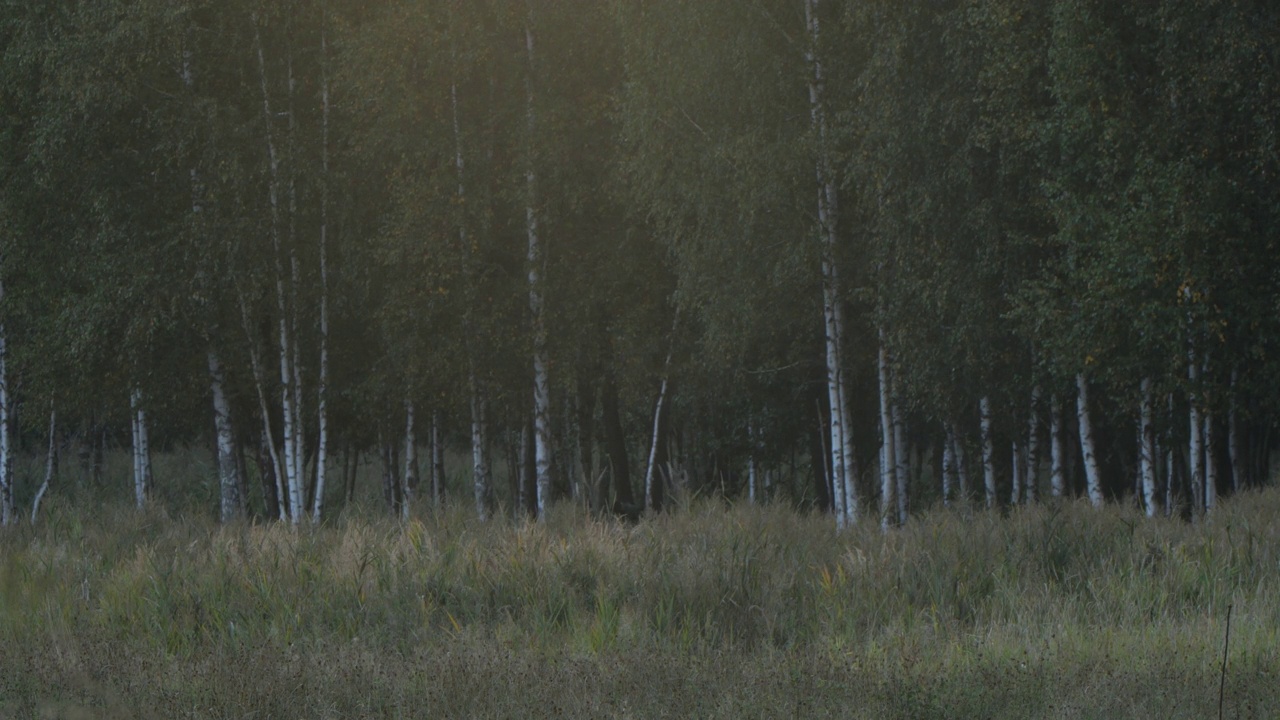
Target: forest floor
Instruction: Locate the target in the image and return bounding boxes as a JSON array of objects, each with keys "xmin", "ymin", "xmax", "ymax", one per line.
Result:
[{"xmin": 1, "ymin": 462, "xmax": 1277, "ymax": 718}]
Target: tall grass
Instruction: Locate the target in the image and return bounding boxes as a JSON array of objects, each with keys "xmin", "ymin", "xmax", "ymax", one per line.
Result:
[{"xmin": 2, "ymin": 474, "xmax": 1277, "ymax": 717}]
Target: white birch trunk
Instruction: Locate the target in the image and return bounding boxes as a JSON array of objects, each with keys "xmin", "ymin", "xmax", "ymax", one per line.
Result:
[
  {"xmin": 0, "ymin": 297, "xmax": 12, "ymax": 526},
  {"xmin": 0, "ymin": 294, "xmax": 11, "ymax": 525},
  {"xmin": 402, "ymin": 400, "xmax": 416, "ymax": 520},
  {"xmin": 980, "ymin": 396, "xmax": 996, "ymax": 509},
  {"xmin": 1025, "ymin": 386, "xmax": 1041, "ymax": 503},
  {"xmin": 1228, "ymin": 370, "xmax": 1242, "ymax": 493},
  {"xmin": 209, "ymin": 350, "xmax": 241, "ymax": 523},
  {"xmin": 808, "ymin": 0, "xmax": 856, "ymax": 529},
  {"xmin": 524, "ymin": 13, "xmax": 553, "ymax": 521},
  {"xmin": 1139, "ymin": 377, "xmax": 1158, "ymax": 517},
  {"xmin": 1076, "ymin": 373, "xmax": 1104, "ymax": 507},
  {"xmin": 1188, "ymin": 351, "xmax": 1204, "ymax": 518},
  {"xmin": 941, "ymin": 424, "xmax": 956, "ymax": 507},
  {"xmin": 1010, "ymin": 439, "xmax": 1023, "ymax": 505},
  {"xmin": 130, "ymin": 387, "xmax": 152, "ymax": 510},
  {"xmin": 892, "ymin": 399, "xmax": 908, "ymax": 525},
  {"xmin": 1050, "ymin": 395, "xmax": 1066, "ymax": 497},
  {"xmin": 31, "ymin": 407, "xmax": 56, "ymax": 525},
  {"xmin": 254, "ymin": 20, "xmax": 300, "ymax": 523},
  {"xmin": 431, "ymin": 409, "xmax": 444, "ymax": 509},
  {"xmin": 1204, "ymin": 409, "xmax": 1217, "ymax": 515},
  {"xmin": 313, "ymin": 9, "xmax": 332, "ymax": 525},
  {"xmin": 1166, "ymin": 393, "xmax": 1177, "ymax": 516},
  {"xmin": 469, "ymin": 369, "xmax": 492, "ymax": 521},
  {"xmin": 877, "ymin": 337, "xmax": 895, "ymax": 529},
  {"xmin": 239, "ymin": 292, "xmax": 286, "ymax": 520},
  {"xmin": 644, "ymin": 313, "xmax": 678, "ymax": 512}
]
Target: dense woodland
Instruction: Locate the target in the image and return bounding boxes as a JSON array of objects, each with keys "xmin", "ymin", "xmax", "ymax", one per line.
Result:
[{"xmin": 0, "ymin": 0, "xmax": 1277, "ymax": 527}]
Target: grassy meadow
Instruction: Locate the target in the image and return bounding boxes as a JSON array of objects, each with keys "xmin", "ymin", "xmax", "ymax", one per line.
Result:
[{"xmin": 1, "ymin": 455, "xmax": 1278, "ymax": 718}]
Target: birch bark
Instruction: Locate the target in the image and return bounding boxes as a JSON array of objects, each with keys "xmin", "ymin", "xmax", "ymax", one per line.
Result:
[
  {"xmin": 253, "ymin": 18, "xmax": 300, "ymax": 523},
  {"xmin": 524, "ymin": 10, "xmax": 552, "ymax": 521},
  {"xmin": 980, "ymin": 396, "xmax": 996, "ymax": 509},
  {"xmin": 1228, "ymin": 371, "xmax": 1243, "ymax": 493},
  {"xmin": 878, "ymin": 340, "xmax": 895, "ymax": 528},
  {"xmin": 1049, "ymin": 395, "xmax": 1066, "ymax": 497},
  {"xmin": 1187, "ymin": 349, "xmax": 1204, "ymax": 518},
  {"xmin": 807, "ymin": 0, "xmax": 856, "ymax": 529},
  {"xmin": 0, "ymin": 288, "xmax": 10, "ymax": 526},
  {"xmin": 312, "ymin": 7, "xmax": 332, "ymax": 524},
  {"xmin": 892, "ymin": 396, "xmax": 908, "ymax": 525},
  {"xmin": 31, "ymin": 407, "xmax": 56, "ymax": 524},
  {"xmin": 402, "ymin": 400, "xmax": 416, "ymax": 520},
  {"xmin": 209, "ymin": 350, "xmax": 241, "ymax": 523},
  {"xmin": 1076, "ymin": 373, "xmax": 1104, "ymax": 507},
  {"xmin": 1139, "ymin": 377, "xmax": 1158, "ymax": 517}
]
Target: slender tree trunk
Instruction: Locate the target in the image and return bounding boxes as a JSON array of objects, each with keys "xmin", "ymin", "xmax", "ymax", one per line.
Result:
[
  {"xmin": 1228, "ymin": 370, "xmax": 1243, "ymax": 493},
  {"xmin": 980, "ymin": 396, "xmax": 996, "ymax": 509},
  {"xmin": 31, "ymin": 407, "xmax": 56, "ymax": 524},
  {"xmin": 1010, "ymin": 439, "xmax": 1024, "ymax": 505},
  {"xmin": 130, "ymin": 388, "xmax": 152, "ymax": 510},
  {"xmin": 312, "ymin": 6, "xmax": 332, "ymax": 524},
  {"xmin": 1050, "ymin": 395, "xmax": 1066, "ymax": 498},
  {"xmin": 877, "ymin": 338, "xmax": 895, "ymax": 529},
  {"xmin": 430, "ymin": 409, "xmax": 444, "ymax": 509},
  {"xmin": 1076, "ymin": 373, "xmax": 1104, "ymax": 508},
  {"xmin": 469, "ymin": 369, "xmax": 492, "ymax": 521},
  {"xmin": 1187, "ymin": 350, "xmax": 1204, "ymax": 518},
  {"xmin": 257, "ymin": 430, "xmax": 280, "ymax": 520},
  {"xmin": 209, "ymin": 350, "xmax": 241, "ymax": 523},
  {"xmin": 239, "ymin": 292, "xmax": 286, "ymax": 520},
  {"xmin": 808, "ymin": 0, "xmax": 856, "ymax": 529},
  {"xmin": 1140, "ymin": 377, "xmax": 1158, "ymax": 517},
  {"xmin": 892, "ymin": 396, "xmax": 908, "ymax": 525},
  {"xmin": 644, "ymin": 312, "xmax": 678, "ymax": 512},
  {"xmin": 402, "ymin": 400, "xmax": 416, "ymax": 521},
  {"xmin": 0, "ymin": 296, "xmax": 11, "ymax": 527},
  {"xmin": 254, "ymin": 19, "xmax": 300, "ymax": 524},
  {"xmin": 523, "ymin": 11, "xmax": 553, "ymax": 521},
  {"xmin": 1166, "ymin": 393, "xmax": 1177, "ymax": 516},
  {"xmin": 941, "ymin": 423, "xmax": 956, "ymax": 507}
]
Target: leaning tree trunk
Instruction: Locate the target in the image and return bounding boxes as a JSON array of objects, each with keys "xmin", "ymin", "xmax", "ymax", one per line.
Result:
[
  {"xmin": 209, "ymin": 350, "xmax": 242, "ymax": 523},
  {"xmin": 979, "ymin": 396, "xmax": 996, "ymax": 509},
  {"xmin": 1076, "ymin": 373, "xmax": 1104, "ymax": 508},
  {"xmin": 644, "ymin": 312, "xmax": 678, "ymax": 512},
  {"xmin": 31, "ymin": 406, "xmax": 56, "ymax": 525}
]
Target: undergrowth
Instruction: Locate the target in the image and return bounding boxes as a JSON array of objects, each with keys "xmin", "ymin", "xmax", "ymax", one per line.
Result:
[{"xmin": 1, "ymin": 481, "xmax": 1278, "ymax": 718}]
